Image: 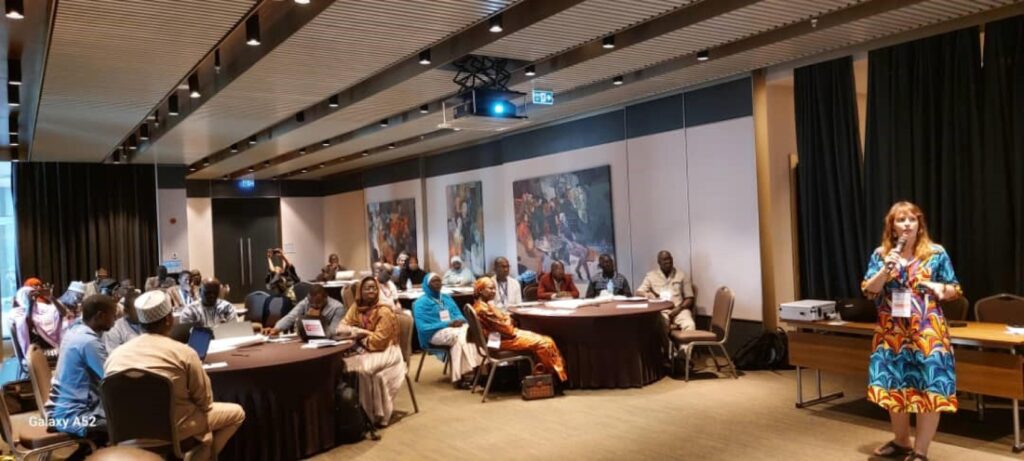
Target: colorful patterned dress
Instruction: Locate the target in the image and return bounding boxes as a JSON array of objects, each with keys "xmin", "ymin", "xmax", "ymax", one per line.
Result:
[{"xmin": 862, "ymin": 244, "xmax": 961, "ymax": 413}]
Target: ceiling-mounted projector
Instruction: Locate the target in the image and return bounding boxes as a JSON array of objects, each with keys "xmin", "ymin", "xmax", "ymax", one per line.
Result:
[{"xmin": 439, "ymin": 88, "xmax": 529, "ymax": 132}]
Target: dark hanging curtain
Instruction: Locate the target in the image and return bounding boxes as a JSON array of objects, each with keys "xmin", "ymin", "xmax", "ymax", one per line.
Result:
[
  {"xmin": 974, "ymin": 16, "xmax": 1024, "ymax": 299},
  {"xmin": 794, "ymin": 56, "xmax": 867, "ymax": 300},
  {"xmin": 862, "ymin": 27, "xmax": 980, "ymax": 298},
  {"xmin": 13, "ymin": 163, "xmax": 159, "ymax": 292}
]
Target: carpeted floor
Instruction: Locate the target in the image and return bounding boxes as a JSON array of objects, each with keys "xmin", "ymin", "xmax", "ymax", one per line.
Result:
[{"xmin": 312, "ymin": 358, "xmax": 1020, "ymax": 461}]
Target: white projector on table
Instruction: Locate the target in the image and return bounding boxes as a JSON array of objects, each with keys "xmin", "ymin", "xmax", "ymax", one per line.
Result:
[{"xmin": 779, "ymin": 299, "xmax": 837, "ymax": 321}]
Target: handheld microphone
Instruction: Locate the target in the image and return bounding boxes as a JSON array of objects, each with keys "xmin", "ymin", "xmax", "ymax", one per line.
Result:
[{"xmin": 886, "ymin": 234, "xmax": 908, "ymax": 271}]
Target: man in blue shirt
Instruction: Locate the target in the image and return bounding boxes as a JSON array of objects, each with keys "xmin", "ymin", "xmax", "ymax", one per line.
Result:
[{"xmin": 45, "ymin": 294, "xmax": 117, "ymax": 458}]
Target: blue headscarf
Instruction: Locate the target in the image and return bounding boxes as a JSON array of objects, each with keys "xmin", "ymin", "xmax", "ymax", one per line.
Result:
[{"xmin": 412, "ymin": 272, "xmax": 466, "ymax": 354}]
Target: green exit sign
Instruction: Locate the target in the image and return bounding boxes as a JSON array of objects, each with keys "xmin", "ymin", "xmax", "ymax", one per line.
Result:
[{"xmin": 532, "ymin": 90, "xmax": 554, "ymax": 105}]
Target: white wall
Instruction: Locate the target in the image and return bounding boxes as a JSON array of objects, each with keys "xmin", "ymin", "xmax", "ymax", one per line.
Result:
[
  {"xmin": 158, "ymin": 189, "xmax": 189, "ymax": 269},
  {"xmin": 364, "ymin": 179, "xmax": 424, "ymax": 269},
  {"xmin": 281, "ymin": 197, "xmax": 325, "ymax": 281},
  {"xmin": 626, "ymin": 129, "xmax": 692, "ymax": 287},
  {"xmin": 186, "ymin": 198, "xmax": 214, "ymax": 277},
  {"xmin": 685, "ymin": 117, "xmax": 763, "ymax": 320}
]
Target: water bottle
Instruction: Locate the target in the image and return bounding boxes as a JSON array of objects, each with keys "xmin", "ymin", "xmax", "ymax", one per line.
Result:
[
  {"xmin": 606, "ymin": 280, "xmax": 614, "ymax": 295},
  {"xmin": 406, "ymin": 278, "xmax": 413, "ymax": 291}
]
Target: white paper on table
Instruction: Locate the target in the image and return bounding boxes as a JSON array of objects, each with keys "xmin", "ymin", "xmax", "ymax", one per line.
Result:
[
  {"xmin": 202, "ymin": 362, "xmax": 228, "ymax": 370},
  {"xmin": 209, "ymin": 335, "xmax": 266, "ymax": 354},
  {"xmin": 1006, "ymin": 326, "xmax": 1024, "ymax": 335},
  {"xmin": 545, "ymin": 299, "xmax": 596, "ymax": 309},
  {"xmin": 616, "ymin": 303, "xmax": 649, "ymax": 309}
]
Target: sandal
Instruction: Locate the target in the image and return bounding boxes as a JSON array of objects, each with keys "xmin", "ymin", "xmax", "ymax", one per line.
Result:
[
  {"xmin": 873, "ymin": 440, "xmax": 913, "ymax": 458},
  {"xmin": 904, "ymin": 453, "xmax": 928, "ymax": 461}
]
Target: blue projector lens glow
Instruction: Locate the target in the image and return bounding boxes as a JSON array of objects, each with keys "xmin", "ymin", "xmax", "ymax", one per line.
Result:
[{"xmin": 492, "ymin": 102, "xmax": 505, "ymax": 114}]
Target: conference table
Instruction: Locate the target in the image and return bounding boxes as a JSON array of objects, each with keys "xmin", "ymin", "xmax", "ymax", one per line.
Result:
[
  {"xmin": 786, "ymin": 319, "xmax": 1024, "ymax": 452},
  {"xmin": 205, "ymin": 340, "xmax": 353, "ymax": 461},
  {"xmin": 509, "ymin": 299, "xmax": 673, "ymax": 389}
]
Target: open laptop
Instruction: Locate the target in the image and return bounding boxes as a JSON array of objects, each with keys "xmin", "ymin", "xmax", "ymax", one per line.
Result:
[
  {"xmin": 297, "ymin": 317, "xmax": 328, "ymax": 342},
  {"xmin": 187, "ymin": 326, "xmax": 214, "ymax": 361},
  {"xmin": 213, "ymin": 321, "xmax": 254, "ymax": 340}
]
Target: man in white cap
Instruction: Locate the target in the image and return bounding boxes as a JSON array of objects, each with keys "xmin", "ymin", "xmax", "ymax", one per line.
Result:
[
  {"xmin": 105, "ymin": 291, "xmax": 245, "ymax": 461},
  {"xmin": 442, "ymin": 255, "xmax": 475, "ymax": 287}
]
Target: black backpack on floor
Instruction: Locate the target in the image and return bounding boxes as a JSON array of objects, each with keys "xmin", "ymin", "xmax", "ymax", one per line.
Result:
[
  {"xmin": 334, "ymin": 379, "xmax": 379, "ymax": 444},
  {"xmin": 733, "ymin": 328, "xmax": 792, "ymax": 371}
]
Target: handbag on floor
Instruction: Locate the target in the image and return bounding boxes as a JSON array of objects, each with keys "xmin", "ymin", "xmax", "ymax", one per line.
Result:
[{"xmin": 522, "ymin": 372, "xmax": 555, "ymax": 400}]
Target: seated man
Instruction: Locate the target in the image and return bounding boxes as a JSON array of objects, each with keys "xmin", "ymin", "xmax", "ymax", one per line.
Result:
[
  {"xmin": 392, "ymin": 252, "xmax": 409, "ymax": 279},
  {"xmin": 105, "ymin": 290, "xmax": 142, "ymax": 352},
  {"xmin": 317, "ymin": 253, "xmax": 347, "ymax": 282},
  {"xmin": 472, "ymin": 278, "xmax": 567, "ymax": 383},
  {"xmin": 637, "ymin": 250, "xmax": 696, "ymax": 331},
  {"xmin": 45, "ymin": 295, "xmax": 118, "ymax": 459},
  {"xmin": 585, "ymin": 254, "xmax": 632, "ymax": 298},
  {"xmin": 106, "ymin": 291, "xmax": 246, "ymax": 461},
  {"xmin": 179, "ymin": 278, "xmax": 237, "ymax": 328},
  {"xmin": 537, "ymin": 261, "xmax": 579, "ymax": 300},
  {"xmin": 263, "ymin": 284, "xmax": 344, "ymax": 336},
  {"xmin": 489, "ymin": 257, "xmax": 522, "ymax": 308},
  {"xmin": 82, "ymin": 267, "xmax": 109, "ymax": 298},
  {"xmin": 442, "ymin": 256, "xmax": 475, "ymax": 287},
  {"xmin": 412, "ymin": 274, "xmax": 482, "ymax": 388}
]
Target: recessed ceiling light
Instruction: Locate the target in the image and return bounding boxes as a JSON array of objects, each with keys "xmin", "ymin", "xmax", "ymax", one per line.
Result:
[
  {"xmin": 294, "ymin": 0, "xmax": 310, "ymax": 4},
  {"xmin": 189, "ymin": 166, "xmax": 197, "ymax": 172}
]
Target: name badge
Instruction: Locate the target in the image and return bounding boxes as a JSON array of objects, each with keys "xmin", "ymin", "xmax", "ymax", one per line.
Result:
[
  {"xmin": 439, "ymin": 310, "xmax": 451, "ymax": 322},
  {"xmin": 892, "ymin": 289, "xmax": 912, "ymax": 318},
  {"xmin": 659, "ymin": 289, "xmax": 672, "ymax": 301},
  {"xmin": 487, "ymin": 332, "xmax": 501, "ymax": 349}
]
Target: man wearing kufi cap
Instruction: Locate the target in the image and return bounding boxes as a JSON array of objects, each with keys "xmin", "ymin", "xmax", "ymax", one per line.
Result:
[
  {"xmin": 105, "ymin": 291, "xmax": 245, "ymax": 461},
  {"xmin": 442, "ymin": 255, "xmax": 475, "ymax": 287}
]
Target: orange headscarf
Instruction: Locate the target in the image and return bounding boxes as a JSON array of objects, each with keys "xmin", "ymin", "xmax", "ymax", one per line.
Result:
[
  {"xmin": 473, "ymin": 277, "xmax": 492, "ymax": 297},
  {"xmin": 23, "ymin": 278, "xmax": 42, "ymax": 288}
]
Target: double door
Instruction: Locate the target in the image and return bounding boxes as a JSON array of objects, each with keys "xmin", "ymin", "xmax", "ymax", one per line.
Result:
[{"xmin": 212, "ymin": 198, "xmax": 280, "ymax": 303}]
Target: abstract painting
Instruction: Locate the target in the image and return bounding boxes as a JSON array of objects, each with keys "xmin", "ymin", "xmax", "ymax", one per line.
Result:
[
  {"xmin": 367, "ymin": 198, "xmax": 417, "ymax": 265},
  {"xmin": 446, "ymin": 181, "xmax": 485, "ymax": 276},
  {"xmin": 513, "ymin": 165, "xmax": 614, "ymax": 282}
]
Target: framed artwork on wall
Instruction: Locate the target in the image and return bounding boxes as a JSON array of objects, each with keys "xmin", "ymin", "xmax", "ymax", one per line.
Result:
[
  {"xmin": 513, "ymin": 165, "xmax": 614, "ymax": 282},
  {"xmin": 367, "ymin": 198, "xmax": 417, "ymax": 265},
  {"xmin": 446, "ymin": 181, "xmax": 485, "ymax": 276}
]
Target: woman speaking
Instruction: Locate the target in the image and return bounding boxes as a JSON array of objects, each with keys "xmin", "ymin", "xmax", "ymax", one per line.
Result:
[{"xmin": 862, "ymin": 202, "xmax": 961, "ymax": 461}]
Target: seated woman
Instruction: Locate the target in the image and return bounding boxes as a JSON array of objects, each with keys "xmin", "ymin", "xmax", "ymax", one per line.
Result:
[
  {"xmin": 337, "ymin": 277, "xmax": 406, "ymax": 427},
  {"xmin": 11, "ymin": 278, "xmax": 69, "ymax": 364},
  {"xmin": 396, "ymin": 256, "xmax": 426, "ymax": 291},
  {"xmin": 472, "ymin": 277, "xmax": 568, "ymax": 384},
  {"xmin": 412, "ymin": 274, "xmax": 483, "ymax": 388}
]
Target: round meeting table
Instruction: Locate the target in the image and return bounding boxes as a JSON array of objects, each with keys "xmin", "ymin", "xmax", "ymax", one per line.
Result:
[
  {"xmin": 509, "ymin": 299, "xmax": 672, "ymax": 389},
  {"xmin": 205, "ymin": 340, "xmax": 351, "ymax": 461}
]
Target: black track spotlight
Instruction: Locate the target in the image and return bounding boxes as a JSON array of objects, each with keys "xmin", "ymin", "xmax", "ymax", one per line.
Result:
[
  {"xmin": 139, "ymin": 123, "xmax": 150, "ymax": 141},
  {"xmin": 128, "ymin": 134, "xmax": 138, "ymax": 150},
  {"xmin": 388, "ymin": 143, "xmax": 396, "ymax": 149},
  {"xmin": 296, "ymin": 111, "xmax": 305, "ymax": 123},
  {"xmin": 294, "ymin": 0, "xmax": 310, "ymax": 4},
  {"xmin": 168, "ymin": 94, "xmax": 180, "ymax": 116},
  {"xmin": 602, "ymin": 35, "xmax": 615, "ymax": 49},
  {"xmin": 230, "ymin": 143, "xmax": 239, "ymax": 153},
  {"xmin": 489, "ymin": 14, "xmax": 503, "ymax": 33},
  {"xmin": 8, "ymin": 113, "xmax": 17, "ymax": 135},
  {"xmin": 379, "ymin": 119, "xmax": 389, "ymax": 128},
  {"xmin": 8, "ymin": 59, "xmax": 21, "ymax": 85},
  {"xmin": 246, "ymin": 14, "xmax": 261, "ymax": 46},
  {"xmin": 203, "ymin": 158, "xmax": 211, "ymax": 167},
  {"xmin": 301, "ymin": 168, "xmax": 308, "ymax": 174},
  {"xmin": 299, "ymin": 148, "xmax": 306, "ymax": 155},
  {"xmin": 419, "ymin": 105, "xmax": 429, "ymax": 114},
  {"xmin": 214, "ymin": 48, "xmax": 221, "ymax": 74},
  {"xmin": 188, "ymin": 73, "xmax": 200, "ymax": 98},
  {"xmin": 524, "ymin": 65, "xmax": 536, "ymax": 77},
  {"xmin": 7, "ymin": 84, "xmax": 19, "ymax": 107},
  {"xmin": 361, "ymin": 151, "xmax": 369, "ymax": 157},
  {"xmin": 418, "ymin": 49, "xmax": 431, "ymax": 65},
  {"xmin": 329, "ymin": 95, "xmax": 339, "ymax": 108},
  {"xmin": 5, "ymin": 0, "xmax": 24, "ymax": 19},
  {"xmin": 321, "ymin": 139, "xmax": 330, "ymax": 147},
  {"xmin": 248, "ymin": 135, "xmax": 257, "ymax": 145},
  {"xmin": 697, "ymin": 50, "xmax": 710, "ymax": 62},
  {"xmin": 248, "ymin": 166, "xmax": 255, "ymax": 172},
  {"xmin": 613, "ymin": 75, "xmax": 623, "ymax": 85}
]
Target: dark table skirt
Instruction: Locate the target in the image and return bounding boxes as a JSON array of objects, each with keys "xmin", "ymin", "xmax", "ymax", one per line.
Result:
[
  {"xmin": 515, "ymin": 311, "xmax": 668, "ymax": 389},
  {"xmin": 207, "ymin": 342, "xmax": 348, "ymax": 461}
]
